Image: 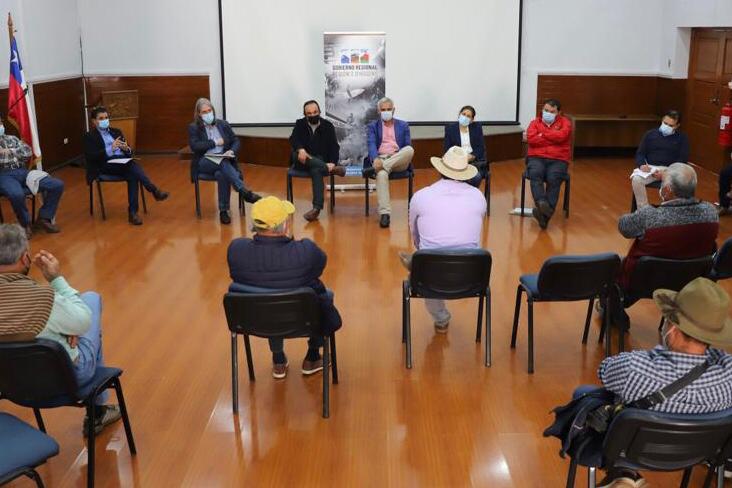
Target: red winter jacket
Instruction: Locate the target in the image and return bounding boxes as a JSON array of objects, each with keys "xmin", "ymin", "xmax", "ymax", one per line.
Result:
[{"xmin": 526, "ymin": 115, "xmax": 572, "ymax": 162}]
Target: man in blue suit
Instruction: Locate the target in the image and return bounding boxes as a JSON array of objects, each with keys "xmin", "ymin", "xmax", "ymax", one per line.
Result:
[{"xmin": 363, "ymin": 97, "xmax": 414, "ymax": 228}]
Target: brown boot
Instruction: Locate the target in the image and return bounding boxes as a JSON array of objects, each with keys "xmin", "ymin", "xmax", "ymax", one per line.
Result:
[
  {"xmin": 331, "ymin": 165, "xmax": 346, "ymax": 177},
  {"xmin": 304, "ymin": 208, "xmax": 320, "ymax": 221}
]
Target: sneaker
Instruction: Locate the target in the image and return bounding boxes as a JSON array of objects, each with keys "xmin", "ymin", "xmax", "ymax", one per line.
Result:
[
  {"xmin": 434, "ymin": 319, "xmax": 450, "ymax": 334},
  {"xmin": 301, "ymin": 358, "xmax": 324, "ymax": 375},
  {"xmin": 532, "ymin": 207, "xmax": 548, "ymax": 229},
  {"xmin": 82, "ymin": 405, "xmax": 122, "ymax": 437},
  {"xmin": 272, "ymin": 361, "xmax": 288, "ymax": 379},
  {"xmin": 597, "ymin": 468, "xmax": 646, "ymax": 488},
  {"xmin": 379, "ymin": 214, "xmax": 390, "ymax": 228}
]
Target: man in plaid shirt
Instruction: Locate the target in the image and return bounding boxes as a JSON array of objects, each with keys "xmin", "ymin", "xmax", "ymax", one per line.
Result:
[
  {"xmin": 0, "ymin": 117, "xmax": 64, "ymax": 237},
  {"xmin": 591, "ymin": 277, "xmax": 732, "ymax": 487}
]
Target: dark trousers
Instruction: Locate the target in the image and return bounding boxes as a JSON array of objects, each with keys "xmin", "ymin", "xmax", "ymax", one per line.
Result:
[
  {"xmin": 0, "ymin": 168, "xmax": 64, "ymax": 226},
  {"xmin": 267, "ymin": 335, "xmax": 324, "ymax": 355},
  {"xmin": 466, "ymin": 160, "xmax": 488, "ymax": 188},
  {"xmin": 292, "ymin": 152, "xmax": 329, "ymax": 210},
  {"xmin": 198, "ymin": 158, "xmax": 245, "ymax": 211},
  {"xmin": 527, "ymin": 157, "xmax": 568, "ymax": 213},
  {"xmin": 99, "ymin": 160, "xmax": 157, "ymax": 214},
  {"xmin": 720, "ymin": 164, "xmax": 732, "ymax": 209}
]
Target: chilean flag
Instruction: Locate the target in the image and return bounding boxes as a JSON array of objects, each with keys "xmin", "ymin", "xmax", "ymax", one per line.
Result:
[{"xmin": 8, "ymin": 22, "xmax": 41, "ymax": 167}]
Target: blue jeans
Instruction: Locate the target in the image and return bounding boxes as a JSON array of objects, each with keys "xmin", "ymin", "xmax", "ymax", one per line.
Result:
[
  {"xmin": 74, "ymin": 292, "xmax": 108, "ymax": 405},
  {"xmin": 99, "ymin": 160, "xmax": 157, "ymax": 214},
  {"xmin": 0, "ymin": 168, "xmax": 64, "ymax": 226},
  {"xmin": 527, "ymin": 157, "xmax": 567, "ymax": 213},
  {"xmin": 197, "ymin": 158, "xmax": 245, "ymax": 211}
]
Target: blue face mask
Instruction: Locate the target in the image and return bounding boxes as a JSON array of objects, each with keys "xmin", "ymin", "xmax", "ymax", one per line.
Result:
[
  {"xmin": 0, "ymin": 125, "xmax": 5, "ymax": 136},
  {"xmin": 458, "ymin": 114, "xmax": 471, "ymax": 127},
  {"xmin": 380, "ymin": 110, "xmax": 393, "ymax": 122},
  {"xmin": 98, "ymin": 119, "xmax": 110, "ymax": 130},
  {"xmin": 542, "ymin": 110, "xmax": 556, "ymax": 125},
  {"xmin": 659, "ymin": 122, "xmax": 674, "ymax": 136},
  {"xmin": 202, "ymin": 112, "xmax": 215, "ymax": 125}
]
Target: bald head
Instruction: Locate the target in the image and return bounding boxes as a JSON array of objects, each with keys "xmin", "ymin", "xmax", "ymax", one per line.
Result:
[{"xmin": 662, "ymin": 163, "xmax": 697, "ymax": 200}]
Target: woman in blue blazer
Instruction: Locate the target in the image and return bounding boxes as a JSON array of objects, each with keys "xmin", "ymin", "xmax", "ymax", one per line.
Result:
[{"xmin": 443, "ymin": 105, "xmax": 487, "ymax": 188}]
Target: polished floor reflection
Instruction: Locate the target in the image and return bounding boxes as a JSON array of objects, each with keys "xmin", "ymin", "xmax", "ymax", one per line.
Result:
[{"xmin": 3, "ymin": 156, "xmax": 731, "ymax": 487}]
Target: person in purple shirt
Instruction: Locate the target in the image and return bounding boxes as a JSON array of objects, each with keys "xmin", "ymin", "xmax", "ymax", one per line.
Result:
[{"xmin": 401, "ymin": 146, "xmax": 486, "ymax": 332}]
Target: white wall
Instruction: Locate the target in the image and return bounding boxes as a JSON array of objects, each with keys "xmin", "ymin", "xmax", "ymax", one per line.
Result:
[
  {"xmin": 77, "ymin": 0, "xmax": 221, "ymax": 112},
  {"xmin": 0, "ymin": 0, "xmax": 82, "ymax": 86}
]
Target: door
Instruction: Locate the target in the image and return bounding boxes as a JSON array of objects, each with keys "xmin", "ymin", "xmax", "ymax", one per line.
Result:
[{"xmin": 686, "ymin": 28, "xmax": 732, "ymax": 173}]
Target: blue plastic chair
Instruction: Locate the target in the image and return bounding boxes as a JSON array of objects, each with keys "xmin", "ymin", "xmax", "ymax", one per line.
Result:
[
  {"xmin": 286, "ymin": 166, "xmax": 336, "ymax": 213},
  {"xmin": 0, "ymin": 412, "xmax": 59, "ymax": 488},
  {"xmin": 510, "ymin": 253, "xmax": 621, "ymax": 373},
  {"xmin": 89, "ymin": 173, "xmax": 147, "ymax": 220},
  {"xmin": 709, "ymin": 237, "xmax": 732, "ymax": 282},
  {"xmin": 0, "ymin": 336, "xmax": 136, "ymax": 488},
  {"xmin": 0, "ymin": 186, "xmax": 36, "ymax": 225},
  {"xmin": 565, "ymin": 406, "xmax": 732, "ymax": 488},
  {"xmin": 362, "ymin": 157, "xmax": 414, "ymax": 216}
]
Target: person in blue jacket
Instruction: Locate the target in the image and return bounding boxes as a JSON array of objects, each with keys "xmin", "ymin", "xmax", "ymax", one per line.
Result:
[{"xmin": 443, "ymin": 105, "xmax": 487, "ymax": 188}]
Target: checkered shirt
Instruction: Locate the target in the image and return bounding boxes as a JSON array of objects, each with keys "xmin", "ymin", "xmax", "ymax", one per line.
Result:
[{"xmin": 0, "ymin": 134, "xmax": 32, "ymax": 170}]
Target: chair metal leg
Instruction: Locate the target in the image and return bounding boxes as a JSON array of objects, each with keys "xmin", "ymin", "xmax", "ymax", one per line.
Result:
[
  {"xmin": 88, "ymin": 183, "xmax": 94, "ymax": 216},
  {"xmin": 565, "ymin": 458, "xmax": 578, "ymax": 488},
  {"xmin": 0, "ymin": 200, "xmax": 4, "ymax": 223},
  {"xmin": 329, "ymin": 174, "xmax": 335, "ymax": 213},
  {"xmin": 485, "ymin": 288, "xmax": 492, "ymax": 367},
  {"xmin": 582, "ymin": 297, "xmax": 595, "ymax": 344},
  {"xmin": 476, "ymin": 293, "xmax": 484, "ymax": 343},
  {"xmin": 27, "ymin": 468, "xmax": 45, "ymax": 488},
  {"xmin": 528, "ymin": 298, "xmax": 535, "ymax": 374},
  {"xmin": 231, "ymin": 333, "xmax": 239, "ymax": 414},
  {"xmin": 587, "ymin": 466, "xmax": 596, "ymax": 488},
  {"xmin": 86, "ymin": 402, "xmax": 96, "ymax": 488},
  {"xmin": 194, "ymin": 179, "xmax": 202, "ymax": 218},
  {"xmin": 322, "ymin": 335, "xmax": 331, "ymax": 418},
  {"xmin": 330, "ymin": 333, "xmax": 338, "ymax": 384},
  {"xmin": 239, "ymin": 193, "xmax": 245, "ymax": 217},
  {"xmin": 510, "ymin": 285, "xmax": 523, "ymax": 348},
  {"xmin": 243, "ymin": 334, "xmax": 255, "ymax": 381},
  {"xmin": 96, "ymin": 181, "xmax": 107, "ymax": 220},
  {"xmin": 364, "ymin": 177, "xmax": 370, "ymax": 216},
  {"xmin": 717, "ymin": 465, "xmax": 725, "ymax": 488},
  {"xmin": 402, "ymin": 281, "xmax": 407, "ymax": 344},
  {"xmin": 286, "ymin": 174, "xmax": 293, "ymax": 202},
  {"xmin": 680, "ymin": 467, "xmax": 692, "ymax": 488},
  {"xmin": 408, "ymin": 173, "xmax": 413, "ymax": 206},
  {"xmin": 484, "ymin": 171, "xmax": 491, "ymax": 216},
  {"xmin": 563, "ymin": 178, "xmax": 570, "ymax": 218},
  {"xmin": 31, "ymin": 195, "xmax": 36, "ymax": 225},
  {"xmin": 702, "ymin": 465, "xmax": 716, "ymax": 488},
  {"xmin": 140, "ymin": 181, "xmax": 148, "ymax": 214},
  {"xmin": 520, "ymin": 175, "xmax": 527, "ymax": 217},
  {"xmin": 113, "ymin": 377, "xmax": 137, "ymax": 455},
  {"xmin": 631, "ymin": 193, "xmax": 638, "ymax": 213},
  {"xmin": 405, "ymin": 293, "xmax": 412, "ymax": 369},
  {"xmin": 605, "ymin": 296, "xmax": 613, "ymax": 357},
  {"xmin": 33, "ymin": 408, "xmax": 46, "ymax": 433}
]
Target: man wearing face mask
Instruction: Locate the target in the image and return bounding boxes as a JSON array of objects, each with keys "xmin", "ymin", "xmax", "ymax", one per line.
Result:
[
  {"xmin": 288, "ymin": 100, "xmax": 345, "ymax": 222},
  {"xmin": 632, "ymin": 110, "xmax": 689, "ymax": 208},
  {"xmin": 83, "ymin": 106, "xmax": 170, "ymax": 225},
  {"xmin": 364, "ymin": 97, "xmax": 414, "ymax": 228},
  {"xmin": 525, "ymin": 98, "xmax": 572, "ymax": 229},
  {"xmin": 608, "ymin": 163, "xmax": 718, "ymax": 329},
  {"xmin": 0, "ymin": 117, "xmax": 64, "ymax": 237},
  {"xmin": 0, "ymin": 223, "xmax": 123, "ymax": 435}
]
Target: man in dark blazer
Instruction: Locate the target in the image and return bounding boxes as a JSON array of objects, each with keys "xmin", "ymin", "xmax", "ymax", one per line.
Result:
[
  {"xmin": 443, "ymin": 105, "xmax": 488, "ymax": 188},
  {"xmin": 288, "ymin": 100, "xmax": 345, "ymax": 222},
  {"xmin": 364, "ymin": 97, "xmax": 414, "ymax": 228},
  {"xmin": 188, "ymin": 98, "xmax": 261, "ymax": 224},
  {"xmin": 83, "ymin": 106, "xmax": 169, "ymax": 225}
]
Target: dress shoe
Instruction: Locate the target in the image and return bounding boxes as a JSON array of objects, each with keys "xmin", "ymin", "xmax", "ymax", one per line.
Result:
[
  {"xmin": 537, "ymin": 199, "xmax": 553, "ymax": 219},
  {"xmin": 379, "ymin": 214, "xmax": 390, "ymax": 228},
  {"xmin": 362, "ymin": 167, "xmax": 376, "ymax": 178},
  {"xmin": 240, "ymin": 189, "xmax": 262, "ymax": 204},
  {"xmin": 532, "ymin": 208, "xmax": 548, "ymax": 229},
  {"xmin": 331, "ymin": 165, "xmax": 346, "ymax": 177},
  {"xmin": 272, "ymin": 361, "xmax": 289, "ymax": 379},
  {"xmin": 301, "ymin": 358, "xmax": 324, "ymax": 375},
  {"xmin": 128, "ymin": 213, "xmax": 143, "ymax": 225},
  {"xmin": 219, "ymin": 210, "xmax": 231, "ymax": 225},
  {"xmin": 304, "ymin": 208, "xmax": 320, "ymax": 222},
  {"xmin": 153, "ymin": 189, "xmax": 169, "ymax": 201},
  {"xmin": 36, "ymin": 218, "xmax": 60, "ymax": 233}
]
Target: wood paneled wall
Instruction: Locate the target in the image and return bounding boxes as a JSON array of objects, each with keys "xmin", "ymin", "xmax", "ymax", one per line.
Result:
[
  {"xmin": 536, "ymin": 75, "xmax": 687, "ymax": 117},
  {"xmin": 0, "ymin": 77, "xmax": 85, "ymax": 170},
  {"xmin": 85, "ymin": 75, "xmax": 210, "ymax": 153}
]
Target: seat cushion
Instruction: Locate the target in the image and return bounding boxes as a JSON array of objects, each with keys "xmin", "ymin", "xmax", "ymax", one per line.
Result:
[
  {"xmin": 26, "ymin": 367, "xmax": 123, "ymax": 408},
  {"xmin": 519, "ymin": 273, "xmax": 540, "ymax": 297},
  {"xmin": 288, "ymin": 166, "xmax": 311, "ymax": 178},
  {"xmin": 0, "ymin": 413, "xmax": 59, "ymax": 480}
]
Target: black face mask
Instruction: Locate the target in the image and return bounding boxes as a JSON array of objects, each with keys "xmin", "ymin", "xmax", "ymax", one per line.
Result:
[{"xmin": 307, "ymin": 115, "xmax": 320, "ymax": 125}]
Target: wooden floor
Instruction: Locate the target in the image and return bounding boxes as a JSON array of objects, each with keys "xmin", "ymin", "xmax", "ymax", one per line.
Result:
[{"xmin": 3, "ymin": 156, "xmax": 732, "ymax": 488}]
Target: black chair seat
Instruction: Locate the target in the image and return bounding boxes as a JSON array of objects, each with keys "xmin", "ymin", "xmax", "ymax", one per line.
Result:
[
  {"xmin": 17, "ymin": 367, "xmax": 123, "ymax": 409},
  {"xmin": 0, "ymin": 412, "xmax": 59, "ymax": 487}
]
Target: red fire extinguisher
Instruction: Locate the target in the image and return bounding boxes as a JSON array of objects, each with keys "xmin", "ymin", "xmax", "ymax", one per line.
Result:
[{"xmin": 719, "ymin": 102, "xmax": 732, "ymax": 146}]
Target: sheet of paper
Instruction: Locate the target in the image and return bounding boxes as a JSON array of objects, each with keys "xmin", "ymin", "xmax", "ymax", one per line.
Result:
[
  {"xmin": 205, "ymin": 155, "xmax": 226, "ymax": 165},
  {"xmin": 107, "ymin": 158, "xmax": 132, "ymax": 164},
  {"xmin": 629, "ymin": 165, "xmax": 661, "ymax": 180}
]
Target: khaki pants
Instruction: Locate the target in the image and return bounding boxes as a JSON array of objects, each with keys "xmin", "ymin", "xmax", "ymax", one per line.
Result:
[
  {"xmin": 631, "ymin": 166, "xmax": 667, "ymax": 208},
  {"xmin": 375, "ymin": 146, "xmax": 414, "ymax": 215}
]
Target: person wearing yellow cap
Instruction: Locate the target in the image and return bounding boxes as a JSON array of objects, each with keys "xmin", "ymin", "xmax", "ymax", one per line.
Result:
[{"xmin": 226, "ymin": 196, "xmax": 342, "ymax": 378}]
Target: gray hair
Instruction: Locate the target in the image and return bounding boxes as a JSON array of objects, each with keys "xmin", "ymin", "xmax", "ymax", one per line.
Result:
[
  {"xmin": 193, "ymin": 97, "xmax": 215, "ymax": 125},
  {"xmin": 663, "ymin": 162, "xmax": 697, "ymax": 199},
  {"xmin": 251, "ymin": 221, "xmax": 287, "ymax": 234},
  {"xmin": 0, "ymin": 224, "xmax": 28, "ymax": 265},
  {"xmin": 377, "ymin": 97, "xmax": 393, "ymax": 109}
]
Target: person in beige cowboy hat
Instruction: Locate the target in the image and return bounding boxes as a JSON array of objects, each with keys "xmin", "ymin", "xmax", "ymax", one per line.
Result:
[
  {"xmin": 593, "ymin": 277, "xmax": 732, "ymax": 488},
  {"xmin": 398, "ymin": 146, "xmax": 486, "ymax": 333}
]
